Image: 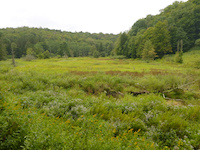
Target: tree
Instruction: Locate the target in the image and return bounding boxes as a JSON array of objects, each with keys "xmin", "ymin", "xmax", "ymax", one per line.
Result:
[
  {"xmin": 115, "ymin": 32, "xmax": 129, "ymax": 56},
  {"xmin": 152, "ymin": 21, "xmax": 172, "ymax": 58},
  {"xmin": 195, "ymin": 39, "xmax": 200, "ymax": 46},
  {"xmin": 169, "ymin": 27, "xmax": 189, "ymax": 53},
  {"xmin": 0, "ymin": 44, "xmax": 7, "ymax": 61},
  {"xmin": 34, "ymin": 43, "xmax": 44, "ymax": 55},
  {"xmin": 59, "ymin": 41, "xmax": 70, "ymax": 57},
  {"xmin": 129, "ymin": 18, "xmax": 147, "ymax": 36},
  {"xmin": 0, "ymin": 33, "xmax": 7, "ymax": 61},
  {"xmin": 175, "ymin": 40, "xmax": 183, "ymax": 63},
  {"xmin": 128, "ymin": 36, "xmax": 137, "ymax": 58},
  {"xmin": 11, "ymin": 42, "xmax": 17, "ymax": 67},
  {"xmin": 142, "ymin": 40, "xmax": 157, "ymax": 61},
  {"xmin": 89, "ymin": 45, "xmax": 96, "ymax": 56},
  {"xmin": 93, "ymin": 50, "xmax": 100, "ymax": 58}
]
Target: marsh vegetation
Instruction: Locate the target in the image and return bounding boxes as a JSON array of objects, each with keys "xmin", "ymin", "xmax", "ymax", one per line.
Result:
[{"xmin": 1, "ymin": 48, "xmax": 200, "ymax": 149}]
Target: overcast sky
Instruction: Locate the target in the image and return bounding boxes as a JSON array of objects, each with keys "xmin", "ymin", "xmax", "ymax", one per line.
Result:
[{"xmin": 0, "ymin": 0, "xmax": 187, "ymax": 34}]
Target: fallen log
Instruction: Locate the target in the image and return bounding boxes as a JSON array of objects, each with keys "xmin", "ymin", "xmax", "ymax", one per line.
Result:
[{"xmin": 129, "ymin": 90, "xmax": 150, "ymax": 96}]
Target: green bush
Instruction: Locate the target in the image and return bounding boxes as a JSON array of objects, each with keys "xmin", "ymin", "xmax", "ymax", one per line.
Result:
[
  {"xmin": 174, "ymin": 51, "xmax": 183, "ymax": 63},
  {"xmin": 195, "ymin": 39, "xmax": 200, "ymax": 46},
  {"xmin": 23, "ymin": 55, "xmax": 35, "ymax": 61}
]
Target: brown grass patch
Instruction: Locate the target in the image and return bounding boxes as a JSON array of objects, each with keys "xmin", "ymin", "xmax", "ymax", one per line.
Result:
[
  {"xmin": 149, "ymin": 69, "xmax": 169, "ymax": 75},
  {"xmin": 105, "ymin": 71, "xmax": 145, "ymax": 77},
  {"xmin": 166, "ymin": 100, "xmax": 185, "ymax": 106}
]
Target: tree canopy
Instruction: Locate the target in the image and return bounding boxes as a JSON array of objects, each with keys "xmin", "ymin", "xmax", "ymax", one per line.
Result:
[
  {"xmin": 0, "ymin": 27, "xmax": 118, "ymax": 59},
  {"xmin": 115, "ymin": 0, "xmax": 200, "ymax": 59}
]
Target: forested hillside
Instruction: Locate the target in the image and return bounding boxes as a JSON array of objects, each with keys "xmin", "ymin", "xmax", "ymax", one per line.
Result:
[
  {"xmin": 115, "ymin": 0, "xmax": 200, "ymax": 59},
  {"xmin": 0, "ymin": 27, "xmax": 118, "ymax": 60},
  {"xmin": 0, "ymin": 0, "xmax": 200, "ymax": 61}
]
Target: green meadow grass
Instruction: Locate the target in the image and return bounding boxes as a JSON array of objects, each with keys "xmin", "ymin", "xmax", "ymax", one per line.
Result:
[{"xmin": 0, "ymin": 51, "xmax": 200, "ymax": 149}]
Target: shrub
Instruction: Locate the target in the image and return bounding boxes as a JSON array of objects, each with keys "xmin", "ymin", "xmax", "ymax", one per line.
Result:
[
  {"xmin": 23, "ymin": 55, "xmax": 35, "ymax": 61},
  {"xmin": 195, "ymin": 39, "xmax": 200, "ymax": 46},
  {"xmin": 175, "ymin": 51, "xmax": 183, "ymax": 63}
]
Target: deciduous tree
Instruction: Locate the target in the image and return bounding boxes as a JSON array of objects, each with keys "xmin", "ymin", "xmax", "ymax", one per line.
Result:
[{"xmin": 142, "ymin": 40, "xmax": 157, "ymax": 61}]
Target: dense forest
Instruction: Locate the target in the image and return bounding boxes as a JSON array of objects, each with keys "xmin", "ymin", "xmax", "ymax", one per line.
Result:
[
  {"xmin": 115, "ymin": 0, "xmax": 200, "ymax": 59},
  {"xmin": 0, "ymin": 27, "xmax": 118, "ymax": 60},
  {"xmin": 0, "ymin": 0, "xmax": 200, "ymax": 61}
]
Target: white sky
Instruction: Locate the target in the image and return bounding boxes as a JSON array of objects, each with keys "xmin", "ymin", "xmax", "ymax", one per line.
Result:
[{"xmin": 0, "ymin": 0, "xmax": 187, "ymax": 34}]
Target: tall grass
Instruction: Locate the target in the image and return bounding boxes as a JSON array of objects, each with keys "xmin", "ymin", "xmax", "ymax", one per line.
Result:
[{"xmin": 0, "ymin": 55, "xmax": 200, "ymax": 149}]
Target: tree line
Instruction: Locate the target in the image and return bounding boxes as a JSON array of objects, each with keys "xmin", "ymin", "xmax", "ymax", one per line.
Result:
[
  {"xmin": 0, "ymin": 27, "xmax": 118, "ymax": 60},
  {"xmin": 0, "ymin": 0, "xmax": 200, "ymax": 61},
  {"xmin": 114, "ymin": 0, "xmax": 200, "ymax": 60}
]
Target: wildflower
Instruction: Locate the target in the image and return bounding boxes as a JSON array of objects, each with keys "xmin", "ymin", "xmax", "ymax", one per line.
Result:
[
  {"xmin": 93, "ymin": 114, "xmax": 96, "ymax": 118},
  {"xmin": 113, "ymin": 128, "xmax": 117, "ymax": 133},
  {"xmin": 151, "ymin": 143, "xmax": 154, "ymax": 148},
  {"xmin": 99, "ymin": 125, "xmax": 102, "ymax": 128},
  {"xmin": 134, "ymin": 142, "xmax": 137, "ymax": 145},
  {"xmin": 81, "ymin": 115, "xmax": 84, "ymax": 117},
  {"xmin": 128, "ymin": 128, "xmax": 133, "ymax": 133},
  {"xmin": 137, "ymin": 129, "xmax": 141, "ymax": 132},
  {"xmin": 65, "ymin": 120, "xmax": 70, "ymax": 124}
]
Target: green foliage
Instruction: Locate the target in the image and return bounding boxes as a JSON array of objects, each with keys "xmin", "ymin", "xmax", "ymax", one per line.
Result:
[
  {"xmin": 114, "ymin": 0, "xmax": 200, "ymax": 59},
  {"xmin": 0, "ymin": 46, "xmax": 7, "ymax": 61},
  {"xmin": 175, "ymin": 51, "xmax": 183, "ymax": 63},
  {"xmin": 142, "ymin": 40, "xmax": 157, "ymax": 61},
  {"xmin": 0, "ymin": 27, "xmax": 118, "ymax": 59},
  {"xmin": 151, "ymin": 21, "xmax": 172, "ymax": 58},
  {"xmin": 0, "ymin": 57, "xmax": 200, "ymax": 149},
  {"xmin": 170, "ymin": 27, "xmax": 189, "ymax": 53},
  {"xmin": 26, "ymin": 48, "xmax": 34, "ymax": 55},
  {"xmin": 93, "ymin": 50, "xmax": 100, "ymax": 58},
  {"xmin": 37, "ymin": 50, "xmax": 50, "ymax": 59},
  {"xmin": 195, "ymin": 39, "xmax": 200, "ymax": 46},
  {"xmin": 0, "ymin": 32, "xmax": 7, "ymax": 61},
  {"xmin": 59, "ymin": 41, "xmax": 70, "ymax": 57},
  {"xmin": 23, "ymin": 54, "xmax": 35, "ymax": 61},
  {"xmin": 115, "ymin": 32, "xmax": 129, "ymax": 57}
]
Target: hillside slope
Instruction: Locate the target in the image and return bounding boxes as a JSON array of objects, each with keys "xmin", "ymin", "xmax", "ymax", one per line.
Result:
[{"xmin": 115, "ymin": 0, "xmax": 200, "ymax": 59}]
